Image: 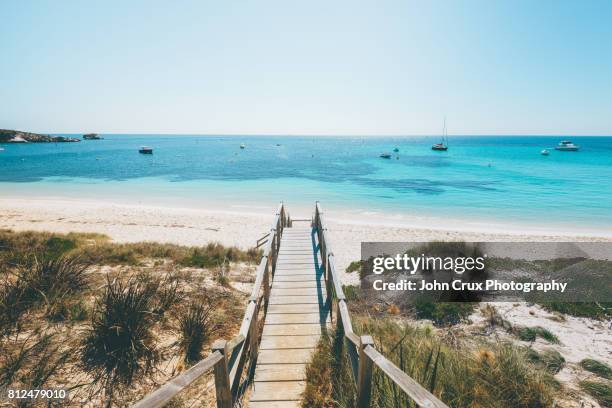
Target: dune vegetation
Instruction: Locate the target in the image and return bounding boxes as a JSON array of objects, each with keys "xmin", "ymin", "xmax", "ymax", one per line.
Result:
[{"xmin": 0, "ymin": 229, "xmax": 259, "ymax": 406}]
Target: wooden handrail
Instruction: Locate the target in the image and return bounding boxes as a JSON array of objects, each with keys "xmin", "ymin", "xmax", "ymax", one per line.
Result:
[
  {"xmin": 314, "ymin": 202, "xmax": 449, "ymax": 408},
  {"xmin": 133, "ymin": 202, "xmax": 288, "ymax": 408}
]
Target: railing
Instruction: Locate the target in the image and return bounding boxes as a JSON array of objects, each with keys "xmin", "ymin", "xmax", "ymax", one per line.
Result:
[
  {"xmin": 314, "ymin": 202, "xmax": 449, "ymax": 408},
  {"xmin": 134, "ymin": 203, "xmax": 288, "ymax": 408}
]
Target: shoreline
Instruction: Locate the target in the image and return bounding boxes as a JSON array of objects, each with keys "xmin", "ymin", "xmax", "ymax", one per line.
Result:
[{"xmin": 2, "ymin": 195, "xmax": 611, "ymax": 284}]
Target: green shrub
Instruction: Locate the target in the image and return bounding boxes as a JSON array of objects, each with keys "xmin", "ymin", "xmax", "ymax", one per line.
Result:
[
  {"xmin": 178, "ymin": 301, "xmax": 216, "ymax": 365},
  {"xmin": 342, "ymin": 285, "xmax": 361, "ymax": 301},
  {"xmin": 81, "ymin": 277, "xmax": 160, "ymax": 395},
  {"xmin": 579, "ymin": 380, "xmax": 612, "ymax": 406},
  {"xmin": 345, "ymin": 260, "xmax": 362, "ymax": 274},
  {"xmin": 541, "ymin": 302, "xmax": 611, "ymax": 320},
  {"xmin": 580, "ymin": 359, "xmax": 612, "ymax": 380},
  {"xmin": 512, "ymin": 326, "xmax": 559, "ymax": 344},
  {"xmin": 414, "ymin": 301, "xmax": 475, "ymax": 326},
  {"xmin": 526, "ymin": 349, "xmax": 565, "ymax": 374}
]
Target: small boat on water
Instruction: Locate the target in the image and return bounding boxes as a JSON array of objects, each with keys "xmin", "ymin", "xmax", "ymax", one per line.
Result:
[
  {"xmin": 432, "ymin": 118, "xmax": 449, "ymax": 151},
  {"xmin": 240, "ymin": 143, "xmax": 246, "ymax": 149},
  {"xmin": 380, "ymin": 153, "xmax": 392, "ymax": 159},
  {"xmin": 541, "ymin": 149, "xmax": 550, "ymax": 156},
  {"xmin": 393, "ymin": 147, "xmax": 399, "ymax": 152},
  {"xmin": 0, "ymin": 147, "xmax": 5, "ymax": 151},
  {"xmin": 139, "ymin": 146, "xmax": 153, "ymax": 154},
  {"xmin": 554, "ymin": 140, "xmax": 580, "ymax": 151}
]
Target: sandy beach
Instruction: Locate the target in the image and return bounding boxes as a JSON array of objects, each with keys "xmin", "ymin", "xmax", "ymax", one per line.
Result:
[{"xmin": 2, "ymin": 196, "xmax": 611, "ymax": 285}]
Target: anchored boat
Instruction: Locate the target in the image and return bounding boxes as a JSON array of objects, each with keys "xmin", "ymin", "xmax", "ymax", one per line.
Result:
[
  {"xmin": 138, "ymin": 146, "xmax": 153, "ymax": 154},
  {"xmin": 432, "ymin": 118, "xmax": 449, "ymax": 151},
  {"xmin": 554, "ymin": 140, "xmax": 580, "ymax": 151}
]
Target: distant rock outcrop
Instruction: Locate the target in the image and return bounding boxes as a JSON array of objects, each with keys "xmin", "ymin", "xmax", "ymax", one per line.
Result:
[
  {"xmin": 83, "ymin": 133, "xmax": 103, "ymax": 140},
  {"xmin": 0, "ymin": 129, "xmax": 81, "ymax": 143}
]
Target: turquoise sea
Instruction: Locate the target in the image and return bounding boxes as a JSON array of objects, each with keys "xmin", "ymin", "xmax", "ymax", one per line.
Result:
[{"xmin": 1, "ymin": 135, "xmax": 611, "ymax": 233}]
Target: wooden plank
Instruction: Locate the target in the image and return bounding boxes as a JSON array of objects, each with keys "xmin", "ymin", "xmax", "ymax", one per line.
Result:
[
  {"xmin": 254, "ymin": 364, "xmax": 307, "ymax": 381},
  {"xmin": 270, "ymin": 288, "xmax": 325, "ymax": 297},
  {"xmin": 277, "ymin": 255, "xmax": 316, "ymax": 261},
  {"xmin": 250, "ymin": 401, "xmax": 301, "ymax": 408},
  {"xmin": 260, "ymin": 335, "xmax": 321, "ymax": 349},
  {"xmin": 272, "ymin": 280, "xmax": 321, "ymax": 288},
  {"xmin": 257, "ymin": 348, "xmax": 314, "ymax": 364},
  {"xmin": 250, "ymin": 381, "xmax": 305, "ymax": 401},
  {"xmin": 272, "ymin": 272, "xmax": 319, "ymax": 278},
  {"xmin": 262, "ymin": 323, "xmax": 322, "ymax": 336},
  {"xmin": 265, "ymin": 313, "xmax": 327, "ymax": 324},
  {"xmin": 267, "ymin": 304, "xmax": 322, "ymax": 313},
  {"xmin": 273, "ymin": 275, "xmax": 321, "ymax": 282},
  {"xmin": 268, "ymin": 296, "xmax": 321, "ymax": 305}
]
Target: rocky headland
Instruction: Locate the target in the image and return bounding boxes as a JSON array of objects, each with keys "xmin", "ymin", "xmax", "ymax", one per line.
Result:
[{"xmin": 0, "ymin": 129, "xmax": 81, "ymax": 143}]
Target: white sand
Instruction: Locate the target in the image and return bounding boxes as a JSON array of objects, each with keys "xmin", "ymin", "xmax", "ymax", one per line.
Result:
[{"xmin": 2, "ymin": 196, "xmax": 611, "ymax": 285}]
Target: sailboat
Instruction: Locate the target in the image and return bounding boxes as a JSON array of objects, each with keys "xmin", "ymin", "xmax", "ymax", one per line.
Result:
[{"xmin": 432, "ymin": 118, "xmax": 449, "ymax": 151}]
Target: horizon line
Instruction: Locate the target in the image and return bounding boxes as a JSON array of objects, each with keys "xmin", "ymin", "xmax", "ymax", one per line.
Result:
[{"xmin": 29, "ymin": 131, "xmax": 612, "ymax": 137}]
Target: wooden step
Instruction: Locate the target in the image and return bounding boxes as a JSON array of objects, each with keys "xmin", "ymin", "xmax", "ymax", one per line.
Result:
[
  {"xmin": 250, "ymin": 381, "xmax": 305, "ymax": 401},
  {"xmin": 253, "ymin": 363, "xmax": 307, "ymax": 381},
  {"xmin": 273, "ymin": 275, "xmax": 322, "ymax": 282},
  {"xmin": 265, "ymin": 313, "xmax": 327, "ymax": 325},
  {"xmin": 272, "ymin": 281, "xmax": 322, "ymax": 289},
  {"xmin": 260, "ymin": 334, "xmax": 321, "ymax": 349},
  {"xmin": 267, "ymin": 304, "xmax": 322, "ymax": 313},
  {"xmin": 250, "ymin": 401, "xmax": 301, "ymax": 408},
  {"xmin": 270, "ymin": 288, "xmax": 325, "ymax": 297},
  {"xmin": 262, "ymin": 323, "xmax": 323, "ymax": 336},
  {"xmin": 257, "ymin": 348, "xmax": 314, "ymax": 364},
  {"xmin": 269, "ymin": 296, "xmax": 321, "ymax": 305}
]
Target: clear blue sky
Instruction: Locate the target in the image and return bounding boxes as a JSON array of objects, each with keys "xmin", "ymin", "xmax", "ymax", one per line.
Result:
[{"xmin": 1, "ymin": 0, "xmax": 611, "ymax": 135}]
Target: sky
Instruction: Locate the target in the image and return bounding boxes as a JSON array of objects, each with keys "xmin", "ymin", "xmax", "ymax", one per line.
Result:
[{"xmin": 1, "ymin": 0, "xmax": 611, "ymax": 135}]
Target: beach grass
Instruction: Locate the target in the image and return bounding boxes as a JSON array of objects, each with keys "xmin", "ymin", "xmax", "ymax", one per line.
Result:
[
  {"xmin": 0, "ymin": 229, "xmax": 260, "ymax": 267},
  {"xmin": 0, "ymin": 229, "xmax": 255, "ymax": 406},
  {"xmin": 580, "ymin": 358, "xmax": 612, "ymax": 380},
  {"xmin": 303, "ymin": 316, "xmax": 558, "ymax": 408},
  {"xmin": 579, "ymin": 380, "xmax": 612, "ymax": 406}
]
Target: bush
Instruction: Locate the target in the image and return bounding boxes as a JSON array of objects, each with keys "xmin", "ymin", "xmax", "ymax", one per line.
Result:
[
  {"xmin": 579, "ymin": 380, "xmax": 612, "ymax": 407},
  {"xmin": 414, "ymin": 301, "xmax": 475, "ymax": 326},
  {"xmin": 512, "ymin": 326, "xmax": 559, "ymax": 344},
  {"xmin": 526, "ymin": 349, "xmax": 565, "ymax": 374},
  {"xmin": 178, "ymin": 300, "xmax": 216, "ymax": 365},
  {"xmin": 345, "ymin": 260, "xmax": 362, "ymax": 274},
  {"xmin": 80, "ymin": 277, "xmax": 160, "ymax": 396},
  {"xmin": 541, "ymin": 302, "xmax": 611, "ymax": 320},
  {"xmin": 1, "ymin": 255, "xmax": 89, "ymax": 331},
  {"xmin": 580, "ymin": 359, "xmax": 612, "ymax": 380}
]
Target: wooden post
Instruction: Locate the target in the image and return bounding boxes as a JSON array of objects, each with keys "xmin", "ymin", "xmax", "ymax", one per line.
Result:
[
  {"xmin": 357, "ymin": 335, "xmax": 375, "ymax": 408},
  {"xmin": 212, "ymin": 340, "xmax": 232, "ymax": 408}
]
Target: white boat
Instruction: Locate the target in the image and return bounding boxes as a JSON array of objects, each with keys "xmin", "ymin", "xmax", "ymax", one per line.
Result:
[
  {"xmin": 554, "ymin": 140, "xmax": 579, "ymax": 151},
  {"xmin": 0, "ymin": 147, "xmax": 5, "ymax": 151},
  {"xmin": 432, "ymin": 118, "xmax": 449, "ymax": 151},
  {"xmin": 240, "ymin": 143, "xmax": 246, "ymax": 149},
  {"xmin": 541, "ymin": 149, "xmax": 549, "ymax": 156}
]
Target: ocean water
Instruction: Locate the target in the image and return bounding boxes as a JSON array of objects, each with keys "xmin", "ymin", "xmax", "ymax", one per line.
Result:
[{"xmin": 1, "ymin": 135, "xmax": 611, "ymax": 233}]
